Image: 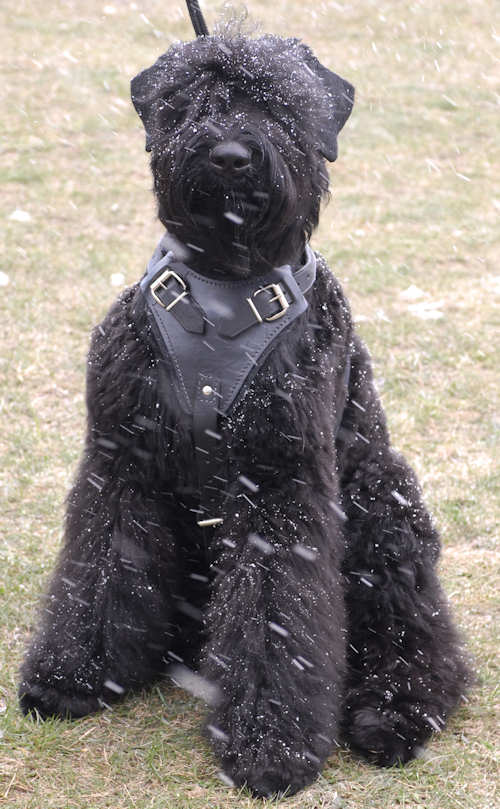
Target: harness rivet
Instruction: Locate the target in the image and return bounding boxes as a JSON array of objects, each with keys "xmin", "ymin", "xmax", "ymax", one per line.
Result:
[{"xmin": 202, "ymin": 385, "xmax": 213, "ymax": 396}]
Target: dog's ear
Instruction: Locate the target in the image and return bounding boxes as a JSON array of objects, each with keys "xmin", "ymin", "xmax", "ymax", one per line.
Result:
[
  {"xmin": 131, "ymin": 59, "xmax": 179, "ymax": 152},
  {"xmin": 302, "ymin": 50, "xmax": 355, "ymax": 162},
  {"xmin": 131, "ymin": 65, "xmax": 157, "ymax": 151}
]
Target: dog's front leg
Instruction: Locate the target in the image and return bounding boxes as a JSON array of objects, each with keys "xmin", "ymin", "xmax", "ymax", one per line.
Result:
[
  {"xmin": 337, "ymin": 335, "xmax": 472, "ymax": 765},
  {"xmin": 19, "ymin": 293, "xmax": 181, "ymax": 719},
  {"xmin": 19, "ymin": 457, "xmax": 179, "ymax": 720},
  {"xmin": 202, "ymin": 490, "xmax": 346, "ymax": 798}
]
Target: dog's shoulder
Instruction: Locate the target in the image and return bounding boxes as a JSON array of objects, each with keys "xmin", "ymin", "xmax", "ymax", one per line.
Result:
[
  {"xmin": 309, "ymin": 251, "xmax": 353, "ymax": 345},
  {"xmin": 86, "ymin": 283, "xmax": 150, "ymax": 380},
  {"xmin": 313, "ymin": 251, "xmax": 350, "ymax": 304}
]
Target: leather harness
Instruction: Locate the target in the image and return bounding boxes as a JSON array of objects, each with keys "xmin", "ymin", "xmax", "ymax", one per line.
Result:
[
  {"xmin": 140, "ymin": 235, "xmax": 349, "ymax": 526},
  {"xmin": 140, "ymin": 235, "xmax": 317, "ymax": 523}
]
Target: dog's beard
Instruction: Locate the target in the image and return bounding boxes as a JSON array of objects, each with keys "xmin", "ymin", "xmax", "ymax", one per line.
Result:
[
  {"xmin": 187, "ymin": 178, "xmax": 273, "ymax": 277},
  {"xmin": 153, "ymin": 134, "xmax": 325, "ymax": 278}
]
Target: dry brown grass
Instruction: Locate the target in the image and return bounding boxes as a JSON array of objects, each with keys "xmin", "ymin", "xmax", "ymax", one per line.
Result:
[{"xmin": 1, "ymin": 1, "xmax": 498, "ymax": 807}]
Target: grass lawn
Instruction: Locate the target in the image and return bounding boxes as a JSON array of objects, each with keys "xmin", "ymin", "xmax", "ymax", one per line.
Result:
[{"xmin": 0, "ymin": 0, "xmax": 498, "ymax": 807}]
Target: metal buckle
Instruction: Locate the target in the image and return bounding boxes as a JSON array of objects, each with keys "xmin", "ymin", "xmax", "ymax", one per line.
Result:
[
  {"xmin": 247, "ymin": 283, "xmax": 290, "ymax": 323},
  {"xmin": 150, "ymin": 269, "xmax": 188, "ymax": 310}
]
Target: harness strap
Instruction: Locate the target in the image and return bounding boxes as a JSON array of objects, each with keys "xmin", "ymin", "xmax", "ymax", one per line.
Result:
[
  {"xmin": 139, "ymin": 235, "xmax": 322, "ymax": 522},
  {"xmin": 141, "ymin": 246, "xmax": 316, "ymax": 339},
  {"xmin": 140, "ymin": 252, "xmax": 206, "ymax": 334},
  {"xmin": 217, "ymin": 260, "xmax": 316, "ymax": 337},
  {"xmin": 192, "ymin": 374, "xmax": 224, "ymax": 511},
  {"xmin": 141, "ymin": 239, "xmax": 316, "ymax": 417}
]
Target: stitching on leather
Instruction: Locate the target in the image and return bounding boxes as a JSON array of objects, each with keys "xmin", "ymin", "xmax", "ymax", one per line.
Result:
[{"xmin": 152, "ymin": 301, "xmax": 192, "ymax": 409}]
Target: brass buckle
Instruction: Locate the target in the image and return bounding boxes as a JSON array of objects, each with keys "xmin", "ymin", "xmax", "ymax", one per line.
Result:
[
  {"xmin": 247, "ymin": 283, "xmax": 290, "ymax": 323},
  {"xmin": 151, "ymin": 269, "xmax": 188, "ymax": 310}
]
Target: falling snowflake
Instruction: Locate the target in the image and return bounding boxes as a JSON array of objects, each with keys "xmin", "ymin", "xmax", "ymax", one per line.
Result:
[
  {"xmin": 103, "ymin": 679, "xmax": 125, "ymax": 694},
  {"xmin": 169, "ymin": 664, "xmax": 220, "ymax": 705}
]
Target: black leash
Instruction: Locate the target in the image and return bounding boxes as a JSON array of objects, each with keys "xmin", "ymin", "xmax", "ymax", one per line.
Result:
[{"xmin": 186, "ymin": 0, "xmax": 209, "ymax": 37}]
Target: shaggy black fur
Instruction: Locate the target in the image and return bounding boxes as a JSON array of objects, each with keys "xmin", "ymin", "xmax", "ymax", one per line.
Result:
[{"xmin": 19, "ymin": 26, "xmax": 471, "ymax": 799}]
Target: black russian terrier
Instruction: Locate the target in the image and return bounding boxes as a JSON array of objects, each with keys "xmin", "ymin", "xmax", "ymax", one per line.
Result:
[{"xmin": 19, "ymin": 7, "xmax": 471, "ymax": 799}]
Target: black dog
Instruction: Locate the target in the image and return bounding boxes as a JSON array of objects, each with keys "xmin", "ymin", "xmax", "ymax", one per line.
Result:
[{"xmin": 19, "ymin": 13, "xmax": 471, "ymax": 800}]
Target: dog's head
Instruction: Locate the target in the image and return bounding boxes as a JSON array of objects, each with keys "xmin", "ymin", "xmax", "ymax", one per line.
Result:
[{"xmin": 131, "ymin": 31, "xmax": 354, "ymax": 276}]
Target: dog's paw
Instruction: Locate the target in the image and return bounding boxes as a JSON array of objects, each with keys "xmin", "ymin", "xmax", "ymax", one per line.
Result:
[
  {"xmin": 226, "ymin": 762, "xmax": 318, "ymax": 799},
  {"xmin": 218, "ymin": 744, "xmax": 320, "ymax": 799},
  {"xmin": 345, "ymin": 705, "xmax": 432, "ymax": 767},
  {"xmin": 19, "ymin": 681, "xmax": 102, "ymax": 720},
  {"xmin": 243, "ymin": 772, "xmax": 314, "ymax": 799}
]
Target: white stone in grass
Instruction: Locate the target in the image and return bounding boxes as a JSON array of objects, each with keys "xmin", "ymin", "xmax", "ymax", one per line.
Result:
[
  {"xmin": 408, "ymin": 300, "xmax": 444, "ymax": 320},
  {"xmin": 0, "ymin": 272, "xmax": 10, "ymax": 287},
  {"xmin": 483, "ymin": 275, "xmax": 500, "ymax": 295},
  {"xmin": 400, "ymin": 284, "xmax": 425, "ymax": 300},
  {"xmin": 413, "ymin": 310, "xmax": 443, "ymax": 320},
  {"xmin": 110, "ymin": 272, "xmax": 125, "ymax": 287},
  {"xmin": 8, "ymin": 209, "xmax": 31, "ymax": 222}
]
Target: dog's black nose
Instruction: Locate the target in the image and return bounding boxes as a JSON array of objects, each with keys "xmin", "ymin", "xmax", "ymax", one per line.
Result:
[{"xmin": 209, "ymin": 141, "xmax": 251, "ymax": 174}]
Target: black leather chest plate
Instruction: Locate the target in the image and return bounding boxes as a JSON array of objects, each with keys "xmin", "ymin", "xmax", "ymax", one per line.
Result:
[
  {"xmin": 140, "ymin": 238, "xmax": 316, "ymax": 419},
  {"xmin": 139, "ymin": 236, "xmax": 316, "ymax": 512}
]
